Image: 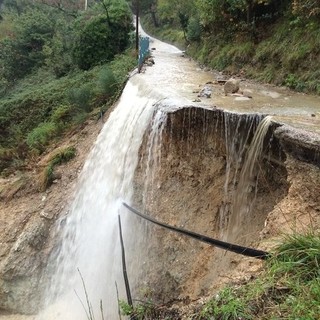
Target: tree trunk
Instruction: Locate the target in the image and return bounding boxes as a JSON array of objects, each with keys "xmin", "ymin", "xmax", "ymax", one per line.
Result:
[{"xmin": 150, "ymin": 3, "xmax": 159, "ymax": 27}]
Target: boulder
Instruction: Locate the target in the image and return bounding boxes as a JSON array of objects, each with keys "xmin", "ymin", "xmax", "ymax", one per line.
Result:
[{"xmin": 224, "ymin": 78, "xmax": 241, "ymax": 95}]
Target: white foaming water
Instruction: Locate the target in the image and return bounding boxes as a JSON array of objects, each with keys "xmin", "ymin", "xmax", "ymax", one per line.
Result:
[
  {"xmin": 142, "ymin": 108, "xmax": 167, "ymax": 208},
  {"xmin": 37, "ymin": 77, "xmax": 162, "ymax": 320}
]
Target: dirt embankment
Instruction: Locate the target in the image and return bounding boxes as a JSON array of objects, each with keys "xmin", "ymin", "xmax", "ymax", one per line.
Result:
[
  {"xmin": 0, "ymin": 105, "xmax": 319, "ymax": 319},
  {"xmin": 131, "ymin": 106, "xmax": 320, "ymax": 314}
]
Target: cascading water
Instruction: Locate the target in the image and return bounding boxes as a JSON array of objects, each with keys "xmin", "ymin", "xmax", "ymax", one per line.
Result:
[
  {"xmin": 142, "ymin": 109, "xmax": 167, "ymax": 209},
  {"xmin": 37, "ymin": 77, "xmax": 163, "ymax": 320},
  {"xmin": 227, "ymin": 115, "xmax": 273, "ymax": 241}
]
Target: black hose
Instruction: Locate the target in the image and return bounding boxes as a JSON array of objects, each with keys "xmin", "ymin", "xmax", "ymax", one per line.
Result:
[
  {"xmin": 122, "ymin": 202, "xmax": 270, "ymax": 260},
  {"xmin": 118, "ymin": 215, "xmax": 136, "ymax": 320}
]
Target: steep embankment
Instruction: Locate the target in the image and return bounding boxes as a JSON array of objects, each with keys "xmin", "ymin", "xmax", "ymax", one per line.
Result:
[{"xmin": 131, "ymin": 106, "xmax": 320, "ymax": 314}]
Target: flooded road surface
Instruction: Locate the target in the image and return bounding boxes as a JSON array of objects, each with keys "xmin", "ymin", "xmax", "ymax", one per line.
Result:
[{"xmin": 141, "ymin": 31, "xmax": 320, "ymax": 134}]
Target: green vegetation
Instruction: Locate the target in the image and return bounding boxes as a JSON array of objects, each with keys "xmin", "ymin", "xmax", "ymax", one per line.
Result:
[
  {"xmin": 0, "ymin": 0, "xmax": 137, "ymax": 175},
  {"xmin": 120, "ymin": 233, "xmax": 320, "ymax": 319},
  {"xmin": 119, "ymin": 299, "xmax": 179, "ymax": 319},
  {"xmin": 40, "ymin": 146, "xmax": 76, "ymax": 191},
  {"xmin": 141, "ymin": 0, "xmax": 320, "ymax": 94},
  {"xmin": 198, "ymin": 233, "xmax": 320, "ymax": 319}
]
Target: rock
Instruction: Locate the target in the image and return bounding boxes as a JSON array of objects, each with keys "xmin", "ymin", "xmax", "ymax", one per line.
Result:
[
  {"xmin": 242, "ymin": 89, "xmax": 253, "ymax": 98},
  {"xmin": 224, "ymin": 78, "xmax": 241, "ymax": 95},
  {"xmin": 0, "ymin": 218, "xmax": 50, "ymax": 313},
  {"xmin": 234, "ymin": 96, "xmax": 251, "ymax": 101},
  {"xmin": 146, "ymin": 57, "xmax": 155, "ymax": 66},
  {"xmin": 198, "ymin": 84, "xmax": 213, "ymax": 98}
]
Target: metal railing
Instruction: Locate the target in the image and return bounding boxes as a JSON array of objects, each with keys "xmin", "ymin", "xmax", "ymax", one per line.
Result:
[{"xmin": 138, "ymin": 36, "xmax": 150, "ymax": 72}]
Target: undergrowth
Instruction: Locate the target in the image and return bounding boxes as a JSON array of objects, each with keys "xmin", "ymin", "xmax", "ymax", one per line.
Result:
[
  {"xmin": 40, "ymin": 146, "xmax": 76, "ymax": 191},
  {"xmin": 0, "ymin": 51, "xmax": 136, "ymax": 175},
  {"xmin": 188, "ymin": 19, "xmax": 320, "ymax": 94},
  {"xmin": 143, "ymin": 15, "xmax": 320, "ymax": 95}
]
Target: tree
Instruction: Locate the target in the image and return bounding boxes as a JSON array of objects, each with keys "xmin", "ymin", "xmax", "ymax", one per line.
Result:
[
  {"xmin": 72, "ymin": 0, "xmax": 133, "ymax": 70},
  {"xmin": 0, "ymin": 9, "xmax": 55, "ymax": 81},
  {"xmin": 0, "ymin": 0, "xmax": 4, "ymax": 20}
]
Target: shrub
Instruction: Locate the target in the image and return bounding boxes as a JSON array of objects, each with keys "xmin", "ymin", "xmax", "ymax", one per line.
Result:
[
  {"xmin": 51, "ymin": 105, "xmax": 73, "ymax": 124},
  {"xmin": 187, "ymin": 17, "xmax": 201, "ymax": 41},
  {"xmin": 72, "ymin": 0, "xmax": 133, "ymax": 71},
  {"xmin": 68, "ymin": 85, "xmax": 93, "ymax": 113},
  {"xmin": 97, "ymin": 67, "xmax": 117, "ymax": 97},
  {"xmin": 0, "ymin": 9, "xmax": 55, "ymax": 81},
  {"xmin": 26, "ymin": 122, "xmax": 58, "ymax": 152}
]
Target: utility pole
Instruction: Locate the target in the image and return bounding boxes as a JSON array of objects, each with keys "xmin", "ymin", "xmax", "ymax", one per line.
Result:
[
  {"xmin": 135, "ymin": 0, "xmax": 139, "ymax": 52},
  {"xmin": 85, "ymin": 0, "xmax": 88, "ymax": 11}
]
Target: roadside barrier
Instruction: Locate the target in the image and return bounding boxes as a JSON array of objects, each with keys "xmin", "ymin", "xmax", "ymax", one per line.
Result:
[{"xmin": 138, "ymin": 36, "xmax": 150, "ymax": 72}]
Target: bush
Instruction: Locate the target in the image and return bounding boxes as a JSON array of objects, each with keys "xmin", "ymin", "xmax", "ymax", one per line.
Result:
[
  {"xmin": 187, "ymin": 17, "xmax": 201, "ymax": 41},
  {"xmin": 68, "ymin": 85, "xmax": 93, "ymax": 113},
  {"xmin": 0, "ymin": 9, "xmax": 55, "ymax": 81},
  {"xmin": 72, "ymin": 0, "xmax": 132, "ymax": 70},
  {"xmin": 97, "ymin": 67, "xmax": 117, "ymax": 97},
  {"xmin": 51, "ymin": 105, "xmax": 73, "ymax": 124},
  {"xmin": 26, "ymin": 122, "xmax": 59, "ymax": 152}
]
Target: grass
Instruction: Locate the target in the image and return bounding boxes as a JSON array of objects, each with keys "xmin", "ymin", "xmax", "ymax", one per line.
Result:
[
  {"xmin": 197, "ymin": 232, "xmax": 320, "ymax": 319},
  {"xmin": 39, "ymin": 146, "xmax": 76, "ymax": 191},
  {"xmin": 173, "ymin": 17, "xmax": 320, "ymax": 94}
]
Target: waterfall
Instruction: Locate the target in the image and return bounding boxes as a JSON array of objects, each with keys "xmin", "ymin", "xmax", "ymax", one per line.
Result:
[
  {"xmin": 142, "ymin": 109, "xmax": 167, "ymax": 209},
  {"xmin": 37, "ymin": 77, "xmax": 163, "ymax": 320},
  {"xmin": 227, "ymin": 115, "xmax": 273, "ymax": 241}
]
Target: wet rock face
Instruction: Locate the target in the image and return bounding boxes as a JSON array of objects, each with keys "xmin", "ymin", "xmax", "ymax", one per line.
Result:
[{"xmin": 0, "ymin": 217, "xmax": 50, "ymax": 314}]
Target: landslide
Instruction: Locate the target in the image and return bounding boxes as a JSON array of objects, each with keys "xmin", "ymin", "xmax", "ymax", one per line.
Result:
[
  {"xmin": 0, "ymin": 104, "xmax": 319, "ymax": 319},
  {"xmin": 131, "ymin": 106, "xmax": 320, "ymax": 315}
]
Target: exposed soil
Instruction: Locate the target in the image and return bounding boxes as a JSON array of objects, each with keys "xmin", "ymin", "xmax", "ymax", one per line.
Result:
[{"xmin": 130, "ymin": 106, "xmax": 320, "ymax": 315}]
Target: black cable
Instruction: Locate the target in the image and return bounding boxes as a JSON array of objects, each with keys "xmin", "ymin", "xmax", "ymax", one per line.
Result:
[
  {"xmin": 122, "ymin": 202, "xmax": 270, "ymax": 260},
  {"xmin": 118, "ymin": 215, "xmax": 136, "ymax": 320}
]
